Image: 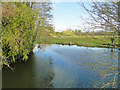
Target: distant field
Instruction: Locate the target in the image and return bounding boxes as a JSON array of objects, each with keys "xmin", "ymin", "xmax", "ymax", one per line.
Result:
[{"xmin": 37, "ymin": 35, "xmax": 119, "ymax": 48}]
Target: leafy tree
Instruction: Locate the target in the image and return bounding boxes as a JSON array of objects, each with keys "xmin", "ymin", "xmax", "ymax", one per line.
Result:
[
  {"xmin": 32, "ymin": 1, "xmax": 54, "ymax": 42},
  {"xmin": 2, "ymin": 1, "xmax": 53, "ymax": 65},
  {"xmin": 74, "ymin": 29, "xmax": 81, "ymax": 36},
  {"xmin": 2, "ymin": 2, "xmax": 37, "ymax": 63},
  {"xmin": 62, "ymin": 29, "xmax": 75, "ymax": 36}
]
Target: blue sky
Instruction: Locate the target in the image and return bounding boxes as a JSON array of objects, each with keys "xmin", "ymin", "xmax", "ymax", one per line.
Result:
[{"xmin": 52, "ymin": 2, "xmax": 91, "ymax": 32}]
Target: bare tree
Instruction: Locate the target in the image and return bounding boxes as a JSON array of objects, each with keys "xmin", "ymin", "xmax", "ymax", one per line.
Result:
[
  {"xmin": 76, "ymin": 1, "xmax": 120, "ymax": 88},
  {"xmin": 77, "ymin": 1, "xmax": 120, "ymax": 46}
]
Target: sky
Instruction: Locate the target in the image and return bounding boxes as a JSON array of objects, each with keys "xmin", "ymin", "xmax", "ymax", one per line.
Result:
[{"xmin": 52, "ymin": 2, "xmax": 89, "ymax": 32}]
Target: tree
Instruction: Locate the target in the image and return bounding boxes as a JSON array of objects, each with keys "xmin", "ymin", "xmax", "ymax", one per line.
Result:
[
  {"xmin": 78, "ymin": 1, "xmax": 120, "ymax": 46},
  {"xmin": 62, "ymin": 29, "xmax": 75, "ymax": 36},
  {"xmin": 118, "ymin": 2, "xmax": 120, "ymax": 46},
  {"xmin": 74, "ymin": 29, "xmax": 81, "ymax": 36},
  {"xmin": 2, "ymin": 2, "xmax": 37, "ymax": 63},
  {"xmin": 1, "ymin": 1, "xmax": 54, "ymax": 69},
  {"xmin": 33, "ymin": 0, "xmax": 54, "ymax": 42},
  {"xmin": 77, "ymin": 1, "xmax": 120, "ymax": 88},
  {"xmin": 32, "ymin": 1, "xmax": 54, "ymax": 42}
]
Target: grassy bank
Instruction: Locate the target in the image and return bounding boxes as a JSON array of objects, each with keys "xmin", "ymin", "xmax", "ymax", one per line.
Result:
[
  {"xmin": 0, "ymin": 40, "xmax": 2, "ymax": 70},
  {"xmin": 37, "ymin": 35, "xmax": 119, "ymax": 48}
]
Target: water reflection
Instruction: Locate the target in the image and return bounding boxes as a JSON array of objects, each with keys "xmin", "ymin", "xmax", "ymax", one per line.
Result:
[
  {"xmin": 2, "ymin": 52, "xmax": 55, "ymax": 88},
  {"xmin": 2, "ymin": 44, "xmax": 119, "ymax": 88},
  {"xmin": 72, "ymin": 46, "xmax": 118, "ymax": 88}
]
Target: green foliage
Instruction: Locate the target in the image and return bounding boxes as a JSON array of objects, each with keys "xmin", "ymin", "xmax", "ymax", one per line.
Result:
[
  {"xmin": 61, "ymin": 29, "xmax": 75, "ymax": 36},
  {"xmin": 2, "ymin": 3, "xmax": 37, "ymax": 62},
  {"xmin": 34, "ymin": 1, "xmax": 54, "ymax": 43},
  {"xmin": 2, "ymin": 1, "xmax": 53, "ymax": 63},
  {"xmin": 73, "ymin": 29, "xmax": 81, "ymax": 36}
]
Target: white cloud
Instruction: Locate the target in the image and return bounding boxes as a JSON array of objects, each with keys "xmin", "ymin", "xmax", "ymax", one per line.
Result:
[{"xmin": 55, "ymin": 25, "xmax": 68, "ymax": 32}]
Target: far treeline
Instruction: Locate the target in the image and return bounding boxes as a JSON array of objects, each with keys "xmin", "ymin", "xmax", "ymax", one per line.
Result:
[{"xmin": 0, "ymin": 1, "xmax": 120, "ymax": 67}]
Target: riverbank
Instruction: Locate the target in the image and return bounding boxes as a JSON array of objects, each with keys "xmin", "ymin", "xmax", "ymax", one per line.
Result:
[
  {"xmin": 0, "ymin": 43, "xmax": 2, "ymax": 70},
  {"xmin": 37, "ymin": 35, "xmax": 119, "ymax": 48}
]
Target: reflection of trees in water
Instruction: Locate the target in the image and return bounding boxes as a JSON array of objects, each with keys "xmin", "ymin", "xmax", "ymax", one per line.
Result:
[
  {"xmin": 2, "ymin": 53, "xmax": 55, "ymax": 88},
  {"xmin": 76, "ymin": 48, "xmax": 119, "ymax": 88},
  {"xmin": 32, "ymin": 53, "xmax": 55, "ymax": 88}
]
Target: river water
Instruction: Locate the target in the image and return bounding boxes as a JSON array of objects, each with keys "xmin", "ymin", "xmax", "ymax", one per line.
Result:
[{"xmin": 2, "ymin": 44, "xmax": 119, "ymax": 88}]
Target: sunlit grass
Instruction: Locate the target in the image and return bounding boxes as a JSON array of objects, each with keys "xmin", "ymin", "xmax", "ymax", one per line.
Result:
[{"xmin": 37, "ymin": 35, "xmax": 119, "ymax": 48}]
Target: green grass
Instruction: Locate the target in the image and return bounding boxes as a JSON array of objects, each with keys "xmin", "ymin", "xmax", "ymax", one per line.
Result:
[{"xmin": 36, "ymin": 35, "xmax": 119, "ymax": 48}]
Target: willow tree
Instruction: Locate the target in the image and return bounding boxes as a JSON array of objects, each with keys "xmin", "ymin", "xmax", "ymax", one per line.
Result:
[{"xmin": 2, "ymin": 2, "xmax": 37, "ymax": 64}]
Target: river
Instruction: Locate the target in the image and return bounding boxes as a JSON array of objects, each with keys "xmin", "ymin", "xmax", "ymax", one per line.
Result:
[{"xmin": 2, "ymin": 44, "xmax": 119, "ymax": 88}]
